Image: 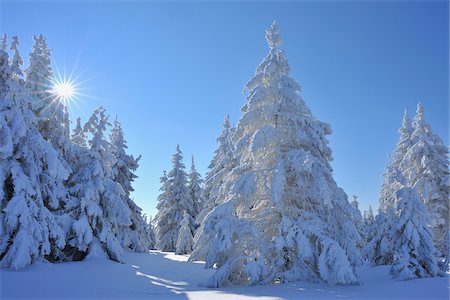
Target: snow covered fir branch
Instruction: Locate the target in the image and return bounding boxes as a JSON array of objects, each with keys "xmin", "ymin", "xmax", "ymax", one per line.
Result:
[{"xmin": 0, "ymin": 21, "xmax": 448, "ymax": 293}]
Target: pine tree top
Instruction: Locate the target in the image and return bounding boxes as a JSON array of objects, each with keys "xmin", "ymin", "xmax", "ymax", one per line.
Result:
[
  {"xmin": 265, "ymin": 21, "xmax": 281, "ymax": 50},
  {"xmin": 0, "ymin": 33, "xmax": 7, "ymax": 51}
]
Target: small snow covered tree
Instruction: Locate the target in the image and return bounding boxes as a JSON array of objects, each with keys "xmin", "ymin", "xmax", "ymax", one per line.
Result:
[
  {"xmin": 0, "ymin": 34, "xmax": 7, "ymax": 51},
  {"xmin": 196, "ymin": 114, "xmax": 235, "ymax": 226},
  {"xmin": 154, "ymin": 145, "xmax": 194, "ymax": 251},
  {"xmin": 390, "ymin": 186, "xmax": 439, "ymax": 279},
  {"xmin": 401, "ymin": 103, "xmax": 449, "ymax": 263},
  {"xmin": 10, "ymin": 36, "xmax": 23, "ymax": 78},
  {"xmin": 362, "ymin": 206, "xmax": 375, "ymax": 253},
  {"xmin": 71, "ymin": 117, "xmax": 87, "ymax": 147},
  {"xmin": 0, "ymin": 47, "xmax": 68, "ymax": 270},
  {"xmin": 66, "ymin": 107, "xmax": 131, "ymax": 262},
  {"xmin": 191, "ymin": 22, "xmax": 362, "ymax": 287},
  {"xmin": 350, "ymin": 196, "xmax": 365, "ymax": 246},
  {"xmin": 175, "ymin": 211, "xmax": 195, "ymax": 255},
  {"xmin": 188, "ymin": 156, "xmax": 204, "ymax": 217},
  {"xmin": 364, "ymin": 207, "xmax": 395, "ymax": 265},
  {"xmin": 109, "ymin": 118, "xmax": 150, "ymax": 252},
  {"xmin": 144, "ymin": 215, "xmax": 156, "ymax": 250}
]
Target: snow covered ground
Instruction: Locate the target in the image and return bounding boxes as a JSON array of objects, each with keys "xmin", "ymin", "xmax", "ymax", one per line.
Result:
[{"xmin": 1, "ymin": 250, "xmax": 448, "ymax": 299}]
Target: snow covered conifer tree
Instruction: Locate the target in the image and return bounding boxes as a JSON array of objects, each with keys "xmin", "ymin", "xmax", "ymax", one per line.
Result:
[
  {"xmin": 188, "ymin": 156, "xmax": 204, "ymax": 217},
  {"xmin": 10, "ymin": 36, "xmax": 23, "ymax": 78},
  {"xmin": 350, "ymin": 196, "xmax": 364, "ymax": 244},
  {"xmin": 191, "ymin": 22, "xmax": 362, "ymax": 287},
  {"xmin": 390, "ymin": 186, "xmax": 439, "ymax": 279},
  {"xmin": 364, "ymin": 207, "xmax": 395, "ymax": 265},
  {"xmin": 175, "ymin": 211, "xmax": 195, "ymax": 255},
  {"xmin": 25, "ymin": 35, "xmax": 54, "ymax": 110},
  {"xmin": 109, "ymin": 117, "xmax": 150, "ymax": 252},
  {"xmin": 379, "ymin": 111, "xmax": 413, "ymax": 211},
  {"xmin": 66, "ymin": 107, "xmax": 131, "ymax": 262},
  {"xmin": 24, "ymin": 35, "xmax": 72, "ymax": 217},
  {"xmin": 144, "ymin": 215, "xmax": 156, "ymax": 250},
  {"xmin": 0, "ymin": 34, "xmax": 7, "ymax": 51},
  {"xmin": 363, "ymin": 205, "xmax": 374, "ymax": 224},
  {"xmin": 26, "ymin": 35, "xmax": 72, "ymax": 157},
  {"xmin": 196, "ymin": 114, "xmax": 235, "ymax": 226},
  {"xmin": 0, "ymin": 47, "xmax": 68, "ymax": 269},
  {"xmin": 401, "ymin": 103, "xmax": 449, "ymax": 263},
  {"xmin": 71, "ymin": 117, "xmax": 87, "ymax": 147},
  {"xmin": 361, "ymin": 206, "xmax": 375, "ymax": 260},
  {"xmin": 154, "ymin": 145, "xmax": 194, "ymax": 251}
]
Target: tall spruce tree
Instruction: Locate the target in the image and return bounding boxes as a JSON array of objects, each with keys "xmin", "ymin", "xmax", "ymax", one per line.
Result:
[
  {"xmin": 0, "ymin": 46, "xmax": 68, "ymax": 270},
  {"xmin": 191, "ymin": 22, "xmax": 362, "ymax": 287},
  {"xmin": 66, "ymin": 107, "xmax": 131, "ymax": 262},
  {"xmin": 154, "ymin": 145, "xmax": 194, "ymax": 251},
  {"xmin": 188, "ymin": 156, "xmax": 204, "ymax": 217},
  {"xmin": 390, "ymin": 185, "xmax": 439, "ymax": 279},
  {"xmin": 401, "ymin": 103, "xmax": 449, "ymax": 263},
  {"xmin": 109, "ymin": 118, "xmax": 150, "ymax": 252},
  {"xmin": 196, "ymin": 114, "xmax": 235, "ymax": 226},
  {"xmin": 379, "ymin": 111, "xmax": 413, "ymax": 211}
]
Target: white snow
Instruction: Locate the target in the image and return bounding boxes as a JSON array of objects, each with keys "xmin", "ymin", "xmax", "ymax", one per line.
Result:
[{"xmin": 1, "ymin": 250, "xmax": 448, "ymax": 299}]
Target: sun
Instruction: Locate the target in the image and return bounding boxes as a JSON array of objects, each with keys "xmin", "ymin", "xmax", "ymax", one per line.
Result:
[
  {"xmin": 54, "ymin": 80, "xmax": 75, "ymax": 101},
  {"xmin": 53, "ymin": 79, "xmax": 76, "ymax": 103}
]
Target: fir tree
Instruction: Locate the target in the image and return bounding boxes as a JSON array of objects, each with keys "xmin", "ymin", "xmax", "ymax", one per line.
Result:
[
  {"xmin": 175, "ymin": 211, "xmax": 195, "ymax": 255},
  {"xmin": 109, "ymin": 118, "xmax": 150, "ymax": 252},
  {"xmin": 188, "ymin": 156, "xmax": 204, "ymax": 217},
  {"xmin": 196, "ymin": 114, "xmax": 235, "ymax": 226},
  {"xmin": 0, "ymin": 47, "xmax": 68, "ymax": 270},
  {"xmin": 0, "ymin": 34, "xmax": 7, "ymax": 52},
  {"xmin": 154, "ymin": 145, "xmax": 194, "ymax": 251},
  {"xmin": 364, "ymin": 207, "xmax": 395, "ymax": 265},
  {"xmin": 390, "ymin": 186, "xmax": 440, "ymax": 279},
  {"xmin": 191, "ymin": 22, "xmax": 362, "ymax": 287},
  {"xmin": 144, "ymin": 215, "xmax": 156, "ymax": 250},
  {"xmin": 71, "ymin": 117, "xmax": 87, "ymax": 147},
  {"xmin": 10, "ymin": 36, "xmax": 23, "ymax": 78},
  {"xmin": 379, "ymin": 111, "xmax": 413, "ymax": 211},
  {"xmin": 66, "ymin": 107, "xmax": 131, "ymax": 262},
  {"xmin": 401, "ymin": 103, "xmax": 449, "ymax": 263}
]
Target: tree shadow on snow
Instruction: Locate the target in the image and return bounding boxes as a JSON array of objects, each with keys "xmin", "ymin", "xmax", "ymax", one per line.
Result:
[{"xmin": 124, "ymin": 252, "xmax": 450, "ymax": 300}]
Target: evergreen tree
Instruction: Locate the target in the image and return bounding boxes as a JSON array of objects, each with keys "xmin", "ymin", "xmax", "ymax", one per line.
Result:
[
  {"xmin": 350, "ymin": 196, "xmax": 364, "ymax": 247},
  {"xmin": 154, "ymin": 145, "xmax": 193, "ymax": 251},
  {"xmin": 379, "ymin": 111, "xmax": 413, "ymax": 211},
  {"xmin": 191, "ymin": 22, "xmax": 362, "ymax": 287},
  {"xmin": 109, "ymin": 118, "xmax": 150, "ymax": 252},
  {"xmin": 401, "ymin": 103, "xmax": 449, "ymax": 263},
  {"xmin": 390, "ymin": 186, "xmax": 440, "ymax": 279},
  {"xmin": 362, "ymin": 205, "xmax": 375, "ymax": 254},
  {"xmin": 66, "ymin": 107, "xmax": 131, "ymax": 262},
  {"xmin": 175, "ymin": 211, "xmax": 195, "ymax": 255},
  {"xmin": 71, "ymin": 117, "xmax": 87, "ymax": 147},
  {"xmin": 188, "ymin": 156, "xmax": 204, "ymax": 217},
  {"xmin": 196, "ymin": 114, "xmax": 235, "ymax": 226},
  {"xmin": 0, "ymin": 34, "xmax": 7, "ymax": 52},
  {"xmin": 0, "ymin": 47, "xmax": 68, "ymax": 270},
  {"xmin": 24, "ymin": 34, "xmax": 72, "ymax": 212},
  {"xmin": 10, "ymin": 36, "xmax": 23, "ymax": 78},
  {"xmin": 144, "ymin": 215, "xmax": 156, "ymax": 250},
  {"xmin": 364, "ymin": 207, "xmax": 395, "ymax": 265}
]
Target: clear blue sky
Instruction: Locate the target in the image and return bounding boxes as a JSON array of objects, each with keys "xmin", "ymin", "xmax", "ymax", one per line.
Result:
[{"xmin": 1, "ymin": 1, "xmax": 448, "ymax": 217}]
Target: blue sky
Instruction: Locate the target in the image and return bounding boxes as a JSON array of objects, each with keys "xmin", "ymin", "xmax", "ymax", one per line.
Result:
[{"xmin": 1, "ymin": 1, "xmax": 448, "ymax": 217}]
